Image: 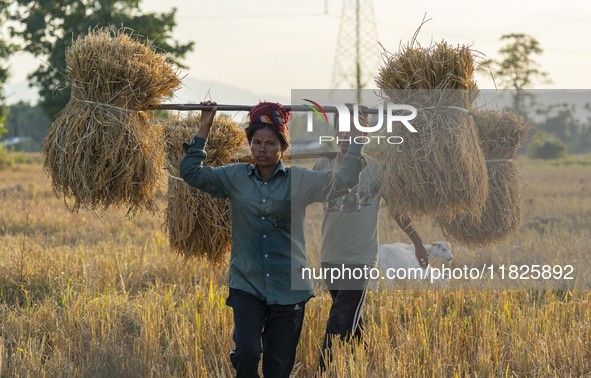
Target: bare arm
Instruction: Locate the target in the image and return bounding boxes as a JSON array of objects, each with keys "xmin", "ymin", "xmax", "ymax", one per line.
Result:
[
  {"xmin": 180, "ymin": 100, "xmax": 231, "ymax": 199},
  {"xmin": 392, "ymin": 211, "xmax": 429, "ymax": 269}
]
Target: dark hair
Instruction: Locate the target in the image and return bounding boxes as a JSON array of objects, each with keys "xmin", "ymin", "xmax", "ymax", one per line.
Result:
[
  {"xmin": 334, "ymin": 103, "xmax": 369, "ymax": 130},
  {"xmin": 246, "ymin": 123, "xmax": 291, "ymax": 148}
]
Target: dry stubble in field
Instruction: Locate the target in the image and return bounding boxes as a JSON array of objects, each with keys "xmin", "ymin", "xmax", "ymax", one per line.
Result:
[{"xmin": 0, "ymin": 155, "xmax": 590, "ymax": 377}]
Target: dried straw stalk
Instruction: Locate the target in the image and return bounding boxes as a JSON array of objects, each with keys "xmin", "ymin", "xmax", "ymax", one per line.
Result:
[
  {"xmin": 164, "ymin": 113, "xmax": 246, "ymax": 265},
  {"xmin": 375, "ymin": 41, "xmax": 487, "ymax": 220},
  {"xmin": 375, "ymin": 43, "xmax": 479, "ymax": 101},
  {"xmin": 437, "ymin": 110, "xmax": 529, "ymax": 247},
  {"xmin": 42, "ymin": 27, "xmax": 181, "ymax": 217}
]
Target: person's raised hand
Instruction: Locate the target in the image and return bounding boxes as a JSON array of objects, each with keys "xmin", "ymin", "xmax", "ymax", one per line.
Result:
[
  {"xmin": 196, "ymin": 101, "xmax": 217, "ymax": 139},
  {"xmin": 349, "ymin": 105, "xmax": 368, "ymax": 139}
]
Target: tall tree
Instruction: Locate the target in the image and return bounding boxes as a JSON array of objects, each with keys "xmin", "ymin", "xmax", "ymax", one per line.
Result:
[
  {"xmin": 9, "ymin": 0, "xmax": 194, "ymax": 123},
  {"xmin": 482, "ymin": 33, "xmax": 552, "ymax": 115},
  {"xmin": 0, "ymin": 0, "xmax": 18, "ymax": 136},
  {"xmin": 0, "ymin": 40, "xmax": 10, "ymax": 139}
]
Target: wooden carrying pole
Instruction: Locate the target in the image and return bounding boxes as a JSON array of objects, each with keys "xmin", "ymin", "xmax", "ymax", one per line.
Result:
[
  {"xmin": 147, "ymin": 104, "xmax": 384, "ymax": 114},
  {"xmin": 152, "ymin": 103, "xmax": 380, "ymax": 163}
]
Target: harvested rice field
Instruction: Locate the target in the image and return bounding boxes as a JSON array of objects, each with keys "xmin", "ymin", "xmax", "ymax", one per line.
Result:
[{"xmin": 0, "ymin": 154, "xmax": 590, "ymax": 377}]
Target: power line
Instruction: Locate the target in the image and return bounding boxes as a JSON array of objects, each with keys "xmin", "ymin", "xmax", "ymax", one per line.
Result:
[
  {"xmin": 177, "ymin": 12, "xmax": 339, "ymax": 20},
  {"xmin": 458, "ymin": 0, "xmax": 591, "ymax": 23},
  {"xmin": 375, "ymin": 22, "xmax": 591, "ymax": 57}
]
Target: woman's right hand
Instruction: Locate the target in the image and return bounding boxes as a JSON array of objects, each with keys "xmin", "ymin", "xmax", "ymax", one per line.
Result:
[
  {"xmin": 196, "ymin": 101, "xmax": 218, "ymax": 139},
  {"xmin": 349, "ymin": 106, "xmax": 367, "ymax": 139}
]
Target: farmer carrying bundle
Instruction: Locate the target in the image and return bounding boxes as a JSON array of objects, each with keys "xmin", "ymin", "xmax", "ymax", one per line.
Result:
[
  {"xmin": 179, "ymin": 100, "xmax": 365, "ymax": 377},
  {"xmin": 42, "ymin": 27, "xmax": 181, "ymax": 216}
]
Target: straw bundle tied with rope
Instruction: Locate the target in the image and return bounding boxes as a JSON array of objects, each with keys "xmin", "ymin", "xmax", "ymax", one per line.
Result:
[
  {"xmin": 437, "ymin": 110, "xmax": 529, "ymax": 247},
  {"xmin": 164, "ymin": 113, "xmax": 246, "ymax": 265},
  {"xmin": 42, "ymin": 27, "xmax": 181, "ymax": 217},
  {"xmin": 375, "ymin": 41, "xmax": 487, "ymax": 221}
]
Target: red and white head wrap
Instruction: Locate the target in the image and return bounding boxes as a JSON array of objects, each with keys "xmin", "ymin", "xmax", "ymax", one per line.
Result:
[{"xmin": 246, "ymin": 101, "xmax": 292, "ymax": 133}]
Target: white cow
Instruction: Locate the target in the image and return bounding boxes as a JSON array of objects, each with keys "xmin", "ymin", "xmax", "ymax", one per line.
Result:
[{"xmin": 373, "ymin": 241, "xmax": 453, "ymax": 288}]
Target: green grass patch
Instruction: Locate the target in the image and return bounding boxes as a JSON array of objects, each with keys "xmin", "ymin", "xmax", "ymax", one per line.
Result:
[
  {"xmin": 11, "ymin": 152, "xmax": 44, "ymax": 164},
  {"xmin": 516, "ymin": 154, "xmax": 591, "ymax": 170},
  {"xmin": 0, "ymin": 146, "xmax": 14, "ymax": 169}
]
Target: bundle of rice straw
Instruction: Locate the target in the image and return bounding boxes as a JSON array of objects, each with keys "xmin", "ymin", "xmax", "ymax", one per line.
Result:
[
  {"xmin": 42, "ymin": 27, "xmax": 181, "ymax": 217},
  {"xmin": 437, "ymin": 110, "xmax": 529, "ymax": 247},
  {"xmin": 164, "ymin": 113, "xmax": 246, "ymax": 265},
  {"xmin": 375, "ymin": 41, "xmax": 487, "ymax": 221}
]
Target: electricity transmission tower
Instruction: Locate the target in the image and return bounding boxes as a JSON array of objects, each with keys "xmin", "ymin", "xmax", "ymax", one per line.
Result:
[{"xmin": 330, "ymin": 0, "xmax": 381, "ymax": 103}]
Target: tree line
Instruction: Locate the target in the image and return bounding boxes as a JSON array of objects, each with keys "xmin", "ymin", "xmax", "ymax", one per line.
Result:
[{"xmin": 482, "ymin": 33, "xmax": 591, "ymax": 158}]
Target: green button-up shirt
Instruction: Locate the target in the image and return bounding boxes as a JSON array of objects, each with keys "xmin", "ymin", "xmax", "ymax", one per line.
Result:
[{"xmin": 180, "ymin": 136, "xmax": 363, "ymax": 305}]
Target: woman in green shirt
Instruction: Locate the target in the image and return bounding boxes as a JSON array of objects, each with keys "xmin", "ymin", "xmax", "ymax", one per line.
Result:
[{"xmin": 180, "ymin": 101, "xmax": 363, "ymax": 378}]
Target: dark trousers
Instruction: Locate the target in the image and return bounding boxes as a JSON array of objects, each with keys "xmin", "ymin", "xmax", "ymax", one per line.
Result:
[
  {"xmin": 226, "ymin": 288, "xmax": 306, "ymax": 378},
  {"xmin": 318, "ymin": 263, "xmax": 369, "ymax": 372}
]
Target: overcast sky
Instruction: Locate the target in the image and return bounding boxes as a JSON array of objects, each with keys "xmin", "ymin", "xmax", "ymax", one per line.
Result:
[{"xmin": 5, "ymin": 0, "xmax": 591, "ymax": 104}]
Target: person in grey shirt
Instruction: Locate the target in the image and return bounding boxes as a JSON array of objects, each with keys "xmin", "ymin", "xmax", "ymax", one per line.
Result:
[
  {"xmin": 180, "ymin": 101, "xmax": 364, "ymax": 378},
  {"xmin": 313, "ymin": 104, "xmax": 429, "ymax": 373}
]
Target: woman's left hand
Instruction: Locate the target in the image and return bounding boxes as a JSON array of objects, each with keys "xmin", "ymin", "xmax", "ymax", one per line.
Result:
[{"xmin": 196, "ymin": 101, "xmax": 217, "ymax": 138}]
